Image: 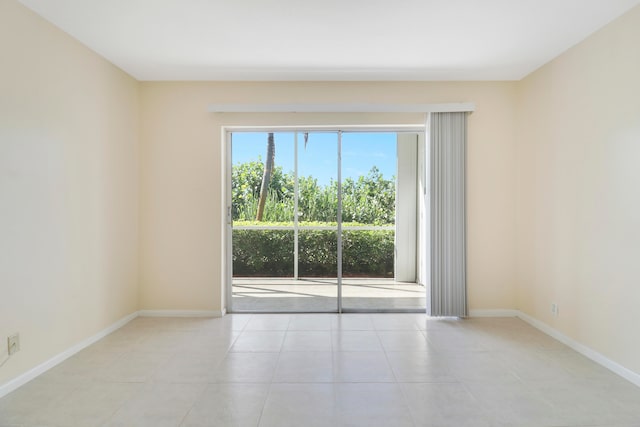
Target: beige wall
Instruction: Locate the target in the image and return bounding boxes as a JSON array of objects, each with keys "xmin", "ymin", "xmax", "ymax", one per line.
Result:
[
  {"xmin": 0, "ymin": 1, "xmax": 139, "ymax": 385},
  {"xmin": 516, "ymin": 6, "xmax": 640, "ymax": 373},
  {"xmin": 139, "ymin": 81, "xmax": 518, "ymax": 313},
  {"xmin": 7, "ymin": 0, "xmax": 639, "ymax": 393}
]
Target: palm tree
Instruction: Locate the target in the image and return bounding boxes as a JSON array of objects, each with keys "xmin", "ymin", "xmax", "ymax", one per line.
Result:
[{"xmin": 255, "ymin": 132, "xmax": 275, "ymax": 221}]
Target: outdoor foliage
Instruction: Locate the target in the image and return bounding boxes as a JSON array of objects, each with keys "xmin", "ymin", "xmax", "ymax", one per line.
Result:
[
  {"xmin": 233, "ymin": 228, "xmax": 394, "ymax": 278},
  {"xmin": 232, "ymin": 160, "xmax": 395, "ymax": 224},
  {"xmin": 231, "ymin": 159, "xmax": 396, "ymax": 277},
  {"xmin": 233, "ymin": 229, "xmax": 294, "ymax": 277},
  {"xmin": 232, "ymin": 160, "xmax": 295, "ymax": 221}
]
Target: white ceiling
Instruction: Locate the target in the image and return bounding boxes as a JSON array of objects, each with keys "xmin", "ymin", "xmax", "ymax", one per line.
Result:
[{"xmin": 19, "ymin": 0, "xmax": 640, "ymax": 81}]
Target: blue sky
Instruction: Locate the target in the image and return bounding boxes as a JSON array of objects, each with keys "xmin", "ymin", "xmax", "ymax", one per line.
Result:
[{"xmin": 231, "ymin": 132, "xmax": 397, "ymax": 185}]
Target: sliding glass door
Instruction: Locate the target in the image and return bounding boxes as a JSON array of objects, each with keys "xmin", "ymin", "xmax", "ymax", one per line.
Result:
[
  {"xmin": 229, "ymin": 129, "xmax": 424, "ymax": 313},
  {"xmin": 341, "ymin": 133, "xmax": 397, "ymax": 310}
]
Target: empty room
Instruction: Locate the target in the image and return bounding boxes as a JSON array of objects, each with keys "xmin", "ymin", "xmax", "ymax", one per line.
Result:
[{"xmin": 1, "ymin": 0, "xmax": 640, "ymax": 426}]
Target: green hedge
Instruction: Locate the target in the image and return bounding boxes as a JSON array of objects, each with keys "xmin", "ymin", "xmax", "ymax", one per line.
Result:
[
  {"xmin": 232, "ymin": 229, "xmax": 394, "ymax": 278},
  {"xmin": 232, "ymin": 230, "xmax": 294, "ymax": 277}
]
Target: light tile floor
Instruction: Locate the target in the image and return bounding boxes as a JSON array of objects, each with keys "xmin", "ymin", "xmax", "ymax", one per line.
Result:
[{"xmin": 1, "ymin": 314, "xmax": 640, "ymax": 426}]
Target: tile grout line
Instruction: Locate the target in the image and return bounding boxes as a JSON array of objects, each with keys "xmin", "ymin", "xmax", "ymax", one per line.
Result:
[
  {"xmin": 255, "ymin": 315, "xmax": 290, "ymax": 427},
  {"xmin": 5, "ymin": 314, "xmax": 640, "ymax": 426},
  {"xmin": 175, "ymin": 383, "xmax": 208, "ymax": 427},
  {"xmin": 375, "ymin": 317, "xmax": 422, "ymax": 427}
]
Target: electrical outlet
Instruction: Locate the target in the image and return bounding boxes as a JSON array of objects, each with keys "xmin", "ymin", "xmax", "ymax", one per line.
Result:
[
  {"xmin": 8, "ymin": 334, "xmax": 20, "ymax": 355},
  {"xmin": 551, "ymin": 303, "xmax": 559, "ymax": 316}
]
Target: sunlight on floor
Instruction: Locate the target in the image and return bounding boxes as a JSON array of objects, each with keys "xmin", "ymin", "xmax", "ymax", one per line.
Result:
[{"xmin": 232, "ymin": 278, "xmax": 426, "ymax": 312}]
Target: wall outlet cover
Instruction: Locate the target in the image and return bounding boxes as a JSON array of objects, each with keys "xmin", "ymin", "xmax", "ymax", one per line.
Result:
[{"xmin": 8, "ymin": 334, "xmax": 20, "ymax": 355}]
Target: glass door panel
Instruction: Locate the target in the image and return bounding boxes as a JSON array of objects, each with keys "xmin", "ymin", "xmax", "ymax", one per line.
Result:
[
  {"xmin": 295, "ymin": 132, "xmax": 339, "ymax": 311},
  {"xmin": 340, "ymin": 132, "xmax": 425, "ymax": 311},
  {"xmin": 231, "ymin": 132, "xmax": 297, "ymax": 311},
  {"xmin": 230, "ymin": 131, "xmax": 339, "ymax": 312}
]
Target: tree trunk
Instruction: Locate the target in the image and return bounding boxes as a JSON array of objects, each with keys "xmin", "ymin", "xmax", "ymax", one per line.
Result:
[{"xmin": 256, "ymin": 133, "xmax": 275, "ymax": 221}]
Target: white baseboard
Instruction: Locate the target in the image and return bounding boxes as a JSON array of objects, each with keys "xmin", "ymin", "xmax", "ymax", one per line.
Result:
[
  {"xmin": 3, "ymin": 307, "xmax": 637, "ymax": 399},
  {"xmin": 466, "ymin": 308, "xmax": 640, "ymax": 388},
  {"xmin": 516, "ymin": 311, "xmax": 640, "ymax": 388},
  {"xmin": 0, "ymin": 308, "xmax": 227, "ymax": 398},
  {"xmin": 138, "ymin": 309, "xmax": 225, "ymax": 318},
  {"xmin": 0, "ymin": 311, "xmax": 138, "ymax": 399}
]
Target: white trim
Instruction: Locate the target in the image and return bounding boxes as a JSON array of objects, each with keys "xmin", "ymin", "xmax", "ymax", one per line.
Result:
[
  {"xmin": 2, "ymin": 307, "xmax": 638, "ymax": 398},
  {"xmin": 138, "ymin": 310, "xmax": 225, "ymax": 318},
  {"xmin": 224, "ymin": 129, "xmax": 233, "ymax": 313},
  {"xmin": 293, "ymin": 132, "xmax": 299, "ymax": 280},
  {"xmin": 465, "ymin": 308, "xmax": 640, "ymax": 387},
  {"xmin": 0, "ymin": 311, "xmax": 138, "ymax": 399},
  {"xmin": 468, "ymin": 309, "xmax": 519, "ymax": 317},
  {"xmin": 337, "ymin": 131, "xmax": 343, "ymax": 313},
  {"xmin": 223, "ymin": 125, "xmax": 425, "ymax": 133},
  {"xmin": 516, "ymin": 311, "xmax": 640, "ymax": 388},
  {"xmin": 208, "ymin": 103, "xmax": 475, "ymax": 113}
]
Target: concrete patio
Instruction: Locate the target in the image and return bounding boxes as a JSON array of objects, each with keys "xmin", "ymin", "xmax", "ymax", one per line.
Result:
[{"xmin": 231, "ymin": 278, "xmax": 426, "ymax": 312}]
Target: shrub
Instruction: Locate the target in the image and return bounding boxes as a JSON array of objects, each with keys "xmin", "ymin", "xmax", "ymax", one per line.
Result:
[
  {"xmin": 298, "ymin": 230, "xmax": 338, "ymax": 277},
  {"xmin": 232, "ymin": 230, "xmax": 294, "ymax": 277},
  {"xmin": 232, "ymin": 228, "xmax": 394, "ymax": 278},
  {"xmin": 231, "ymin": 157, "xmax": 396, "ymax": 277},
  {"xmin": 343, "ymin": 230, "xmax": 394, "ymax": 276}
]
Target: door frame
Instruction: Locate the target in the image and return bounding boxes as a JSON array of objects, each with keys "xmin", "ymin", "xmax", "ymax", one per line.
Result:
[{"xmin": 222, "ymin": 125, "xmax": 426, "ymax": 313}]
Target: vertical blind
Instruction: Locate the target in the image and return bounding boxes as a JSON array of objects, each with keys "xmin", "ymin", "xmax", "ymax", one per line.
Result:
[{"xmin": 429, "ymin": 112, "xmax": 468, "ymax": 317}]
